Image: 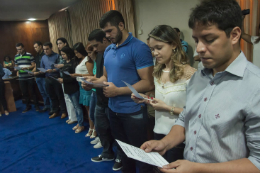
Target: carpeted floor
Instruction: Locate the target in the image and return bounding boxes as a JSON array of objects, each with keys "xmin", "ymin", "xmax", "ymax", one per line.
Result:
[{"xmin": 0, "ymin": 100, "xmax": 121, "ymax": 173}]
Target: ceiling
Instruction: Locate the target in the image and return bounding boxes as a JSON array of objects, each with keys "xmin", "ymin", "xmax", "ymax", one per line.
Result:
[{"xmin": 0, "ymin": 0, "xmax": 79, "ymax": 21}]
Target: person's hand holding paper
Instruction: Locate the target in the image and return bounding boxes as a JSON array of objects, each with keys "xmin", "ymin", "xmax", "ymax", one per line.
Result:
[{"xmin": 103, "ymin": 82, "xmax": 119, "ymax": 97}]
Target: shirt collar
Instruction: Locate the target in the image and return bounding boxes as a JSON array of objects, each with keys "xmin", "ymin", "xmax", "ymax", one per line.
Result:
[
  {"xmin": 111, "ymin": 32, "xmax": 133, "ymax": 49},
  {"xmin": 201, "ymin": 52, "xmax": 248, "ymax": 78}
]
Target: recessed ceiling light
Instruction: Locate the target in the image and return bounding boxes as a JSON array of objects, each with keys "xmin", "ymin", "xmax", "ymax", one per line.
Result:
[{"xmin": 28, "ymin": 18, "xmax": 36, "ymax": 21}]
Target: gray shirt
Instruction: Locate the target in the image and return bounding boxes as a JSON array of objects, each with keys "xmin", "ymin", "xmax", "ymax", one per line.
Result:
[{"xmin": 175, "ymin": 52, "xmax": 260, "ymax": 169}]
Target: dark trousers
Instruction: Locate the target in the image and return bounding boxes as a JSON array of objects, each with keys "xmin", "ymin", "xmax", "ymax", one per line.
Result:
[
  {"xmin": 154, "ymin": 133, "xmax": 185, "ymax": 163},
  {"xmin": 19, "ymin": 79, "xmax": 39, "ymax": 108},
  {"xmin": 45, "ymin": 77, "xmax": 66, "ymax": 114},
  {"xmin": 109, "ymin": 106, "xmax": 153, "ymax": 173},
  {"xmin": 0, "ymin": 80, "xmax": 7, "ymax": 110},
  {"xmin": 95, "ymin": 105, "xmax": 121, "ymax": 159}
]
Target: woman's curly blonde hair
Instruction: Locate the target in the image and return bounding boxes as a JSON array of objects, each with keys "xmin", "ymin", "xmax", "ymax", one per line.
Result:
[{"xmin": 149, "ymin": 25, "xmax": 188, "ymax": 83}]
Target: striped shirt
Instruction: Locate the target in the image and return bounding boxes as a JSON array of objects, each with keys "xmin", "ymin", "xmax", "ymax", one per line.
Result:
[
  {"xmin": 14, "ymin": 52, "xmax": 34, "ymax": 80},
  {"xmin": 175, "ymin": 52, "xmax": 260, "ymax": 170}
]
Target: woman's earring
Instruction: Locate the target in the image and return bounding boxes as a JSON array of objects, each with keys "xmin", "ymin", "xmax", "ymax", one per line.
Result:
[{"xmin": 173, "ymin": 49, "xmax": 176, "ymax": 52}]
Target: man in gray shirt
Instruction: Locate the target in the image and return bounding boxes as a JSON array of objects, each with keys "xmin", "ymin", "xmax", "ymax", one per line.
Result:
[{"xmin": 141, "ymin": 0, "xmax": 260, "ymax": 172}]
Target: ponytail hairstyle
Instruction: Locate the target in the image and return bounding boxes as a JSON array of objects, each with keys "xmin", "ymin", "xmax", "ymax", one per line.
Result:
[{"xmin": 149, "ymin": 25, "xmax": 188, "ymax": 83}]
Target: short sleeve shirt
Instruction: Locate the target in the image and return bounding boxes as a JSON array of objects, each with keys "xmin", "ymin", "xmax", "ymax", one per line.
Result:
[
  {"xmin": 104, "ymin": 33, "xmax": 154, "ymax": 113},
  {"xmin": 14, "ymin": 52, "xmax": 35, "ymax": 80}
]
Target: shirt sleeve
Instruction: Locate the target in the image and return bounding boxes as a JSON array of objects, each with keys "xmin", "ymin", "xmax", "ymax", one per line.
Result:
[
  {"xmin": 40, "ymin": 56, "xmax": 44, "ymax": 68},
  {"xmin": 251, "ymin": 36, "xmax": 259, "ymax": 45},
  {"xmin": 30, "ymin": 55, "xmax": 35, "ymax": 62},
  {"xmin": 245, "ymin": 89, "xmax": 260, "ymax": 170},
  {"xmin": 133, "ymin": 43, "xmax": 154, "ymax": 70},
  {"xmin": 14, "ymin": 56, "xmax": 18, "ymax": 65},
  {"xmin": 174, "ymin": 107, "xmax": 186, "ymax": 128}
]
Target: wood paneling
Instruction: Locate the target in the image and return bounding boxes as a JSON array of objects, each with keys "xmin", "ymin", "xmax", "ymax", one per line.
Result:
[{"xmin": 0, "ymin": 21, "xmax": 50, "ymax": 63}]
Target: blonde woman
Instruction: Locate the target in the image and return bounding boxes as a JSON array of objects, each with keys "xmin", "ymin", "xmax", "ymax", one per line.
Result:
[{"xmin": 132, "ymin": 25, "xmax": 196, "ymax": 163}]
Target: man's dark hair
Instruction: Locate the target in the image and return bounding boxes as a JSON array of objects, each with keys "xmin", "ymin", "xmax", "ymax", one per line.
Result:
[
  {"xmin": 173, "ymin": 28, "xmax": 180, "ymax": 33},
  {"xmin": 56, "ymin": 37, "xmax": 70, "ymax": 47},
  {"xmin": 34, "ymin": 41, "xmax": 43, "ymax": 46},
  {"xmin": 88, "ymin": 29, "xmax": 107, "ymax": 43},
  {"xmin": 188, "ymin": 0, "xmax": 242, "ymax": 37},
  {"xmin": 99, "ymin": 10, "xmax": 125, "ymax": 28},
  {"xmin": 43, "ymin": 42, "xmax": 53, "ymax": 48},
  {"xmin": 16, "ymin": 43, "xmax": 24, "ymax": 47},
  {"xmin": 73, "ymin": 42, "xmax": 88, "ymax": 57}
]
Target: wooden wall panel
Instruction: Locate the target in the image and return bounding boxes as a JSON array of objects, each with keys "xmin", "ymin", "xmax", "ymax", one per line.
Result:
[{"xmin": 0, "ymin": 21, "xmax": 50, "ymax": 63}]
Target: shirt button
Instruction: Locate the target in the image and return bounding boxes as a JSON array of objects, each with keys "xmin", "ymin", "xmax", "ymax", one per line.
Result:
[
  {"xmin": 190, "ymin": 147, "xmax": 193, "ymax": 151},
  {"xmin": 199, "ymin": 114, "xmax": 201, "ymax": 118},
  {"xmin": 194, "ymin": 131, "xmax": 197, "ymax": 134},
  {"xmin": 204, "ymin": 98, "xmax": 207, "ymax": 102}
]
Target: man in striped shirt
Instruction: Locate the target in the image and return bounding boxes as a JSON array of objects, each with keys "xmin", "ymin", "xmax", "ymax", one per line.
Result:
[
  {"xmin": 15, "ymin": 43, "xmax": 39, "ymax": 113},
  {"xmin": 141, "ymin": 0, "xmax": 260, "ymax": 172}
]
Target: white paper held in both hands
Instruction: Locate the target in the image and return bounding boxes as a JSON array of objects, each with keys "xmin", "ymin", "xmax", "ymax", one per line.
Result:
[
  {"xmin": 116, "ymin": 140, "xmax": 169, "ymax": 168},
  {"xmin": 122, "ymin": 80, "xmax": 153, "ymax": 101}
]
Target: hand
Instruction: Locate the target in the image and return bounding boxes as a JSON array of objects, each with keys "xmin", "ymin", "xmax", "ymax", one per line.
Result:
[
  {"xmin": 103, "ymin": 82, "xmax": 119, "ymax": 97},
  {"xmin": 81, "ymin": 81, "xmax": 93, "ymax": 91},
  {"xmin": 21, "ymin": 67, "xmax": 28, "ymax": 70},
  {"xmin": 84, "ymin": 76, "xmax": 96, "ymax": 81},
  {"xmin": 57, "ymin": 78, "xmax": 63, "ymax": 84},
  {"xmin": 160, "ymin": 160, "xmax": 198, "ymax": 173},
  {"xmin": 46, "ymin": 69, "xmax": 53, "ymax": 73},
  {"xmin": 54, "ymin": 64, "xmax": 64, "ymax": 69},
  {"xmin": 150, "ymin": 98, "xmax": 170, "ymax": 111},
  {"xmin": 131, "ymin": 93, "xmax": 147, "ymax": 104},
  {"xmin": 70, "ymin": 73, "xmax": 78, "ymax": 78},
  {"xmin": 33, "ymin": 72, "xmax": 39, "ymax": 75},
  {"xmin": 140, "ymin": 140, "xmax": 167, "ymax": 156}
]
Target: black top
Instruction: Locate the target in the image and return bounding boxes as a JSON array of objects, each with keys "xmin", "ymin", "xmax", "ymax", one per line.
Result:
[
  {"xmin": 35, "ymin": 51, "xmax": 45, "ymax": 78},
  {"xmin": 62, "ymin": 59, "xmax": 79, "ymax": 95},
  {"xmin": 96, "ymin": 53, "xmax": 109, "ymax": 107}
]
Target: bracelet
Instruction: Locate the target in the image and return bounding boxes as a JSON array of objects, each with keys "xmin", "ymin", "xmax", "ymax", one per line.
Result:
[{"xmin": 170, "ymin": 105, "xmax": 175, "ymax": 115}]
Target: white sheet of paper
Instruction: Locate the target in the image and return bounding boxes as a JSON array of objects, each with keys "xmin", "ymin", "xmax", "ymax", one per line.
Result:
[
  {"xmin": 24, "ymin": 70, "xmax": 34, "ymax": 75},
  {"xmin": 81, "ymin": 79, "xmax": 108, "ymax": 87},
  {"xmin": 49, "ymin": 76, "xmax": 59, "ymax": 81},
  {"xmin": 63, "ymin": 71, "xmax": 70, "ymax": 75},
  {"xmin": 14, "ymin": 67, "xmax": 22, "ymax": 70},
  {"xmin": 37, "ymin": 68, "xmax": 47, "ymax": 73},
  {"xmin": 116, "ymin": 140, "xmax": 169, "ymax": 168},
  {"xmin": 122, "ymin": 80, "xmax": 153, "ymax": 101}
]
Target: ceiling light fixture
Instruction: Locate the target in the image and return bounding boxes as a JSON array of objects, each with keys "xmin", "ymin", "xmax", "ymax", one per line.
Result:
[{"xmin": 28, "ymin": 18, "xmax": 36, "ymax": 21}]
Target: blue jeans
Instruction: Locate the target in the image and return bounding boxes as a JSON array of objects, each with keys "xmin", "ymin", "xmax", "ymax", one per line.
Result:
[
  {"xmin": 68, "ymin": 91, "xmax": 84, "ymax": 126},
  {"xmin": 109, "ymin": 106, "xmax": 153, "ymax": 173},
  {"xmin": 36, "ymin": 77, "xmax": 51, "ymax": 108},
  {"xmin": 89, "ymin": 90, "xmax": 97, "ymax": 123}
]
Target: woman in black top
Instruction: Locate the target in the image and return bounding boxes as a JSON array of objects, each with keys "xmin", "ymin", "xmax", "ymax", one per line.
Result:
[
  {"xmin": 0, "ymin": 64, "xmax": 9, "ymax": 116},
  {"xmin": 58, "ymin": 47, "xmax": 84, "ymax": 133}
]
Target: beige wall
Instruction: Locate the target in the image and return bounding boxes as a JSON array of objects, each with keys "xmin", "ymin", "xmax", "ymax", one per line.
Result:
[{"xmin": 134, "ymin": 0, "xmax": 200, "ymax": 67}]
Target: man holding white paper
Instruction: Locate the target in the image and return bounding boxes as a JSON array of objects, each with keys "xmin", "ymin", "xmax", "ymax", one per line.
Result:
[
  {"xmin": 90, "ymin": 11, "xmax": 154, "ymax": 173},
  {"xmin": 14, "ymin": 43, "xmax": 39, "ymax": 113},
  {"xmin": 41, "ymin": 42, "xmax": 67, "ymax": 119},
  {"xmin": 141, "ymin": 0, "xmax": 260, "ymax": 173}
]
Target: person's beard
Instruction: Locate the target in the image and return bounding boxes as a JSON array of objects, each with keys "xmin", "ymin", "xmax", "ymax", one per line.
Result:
[{"xmin": 114, "ymin": 27, "xmax": 123, "ymax": 44}]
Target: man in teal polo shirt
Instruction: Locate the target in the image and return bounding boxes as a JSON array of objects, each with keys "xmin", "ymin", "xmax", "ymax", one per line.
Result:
[
  {"xmin": 93, "ymin": 10, "xmax": 154, "ymax": 173},
  {"xmin": 15, "ymin": 43, "xmax": 39, "ymax": 113}
]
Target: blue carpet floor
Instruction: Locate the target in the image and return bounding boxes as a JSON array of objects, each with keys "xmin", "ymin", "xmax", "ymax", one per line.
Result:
[{"xmin": 0, "ymin": 100, "xmax": 121, "ymax": 173}]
